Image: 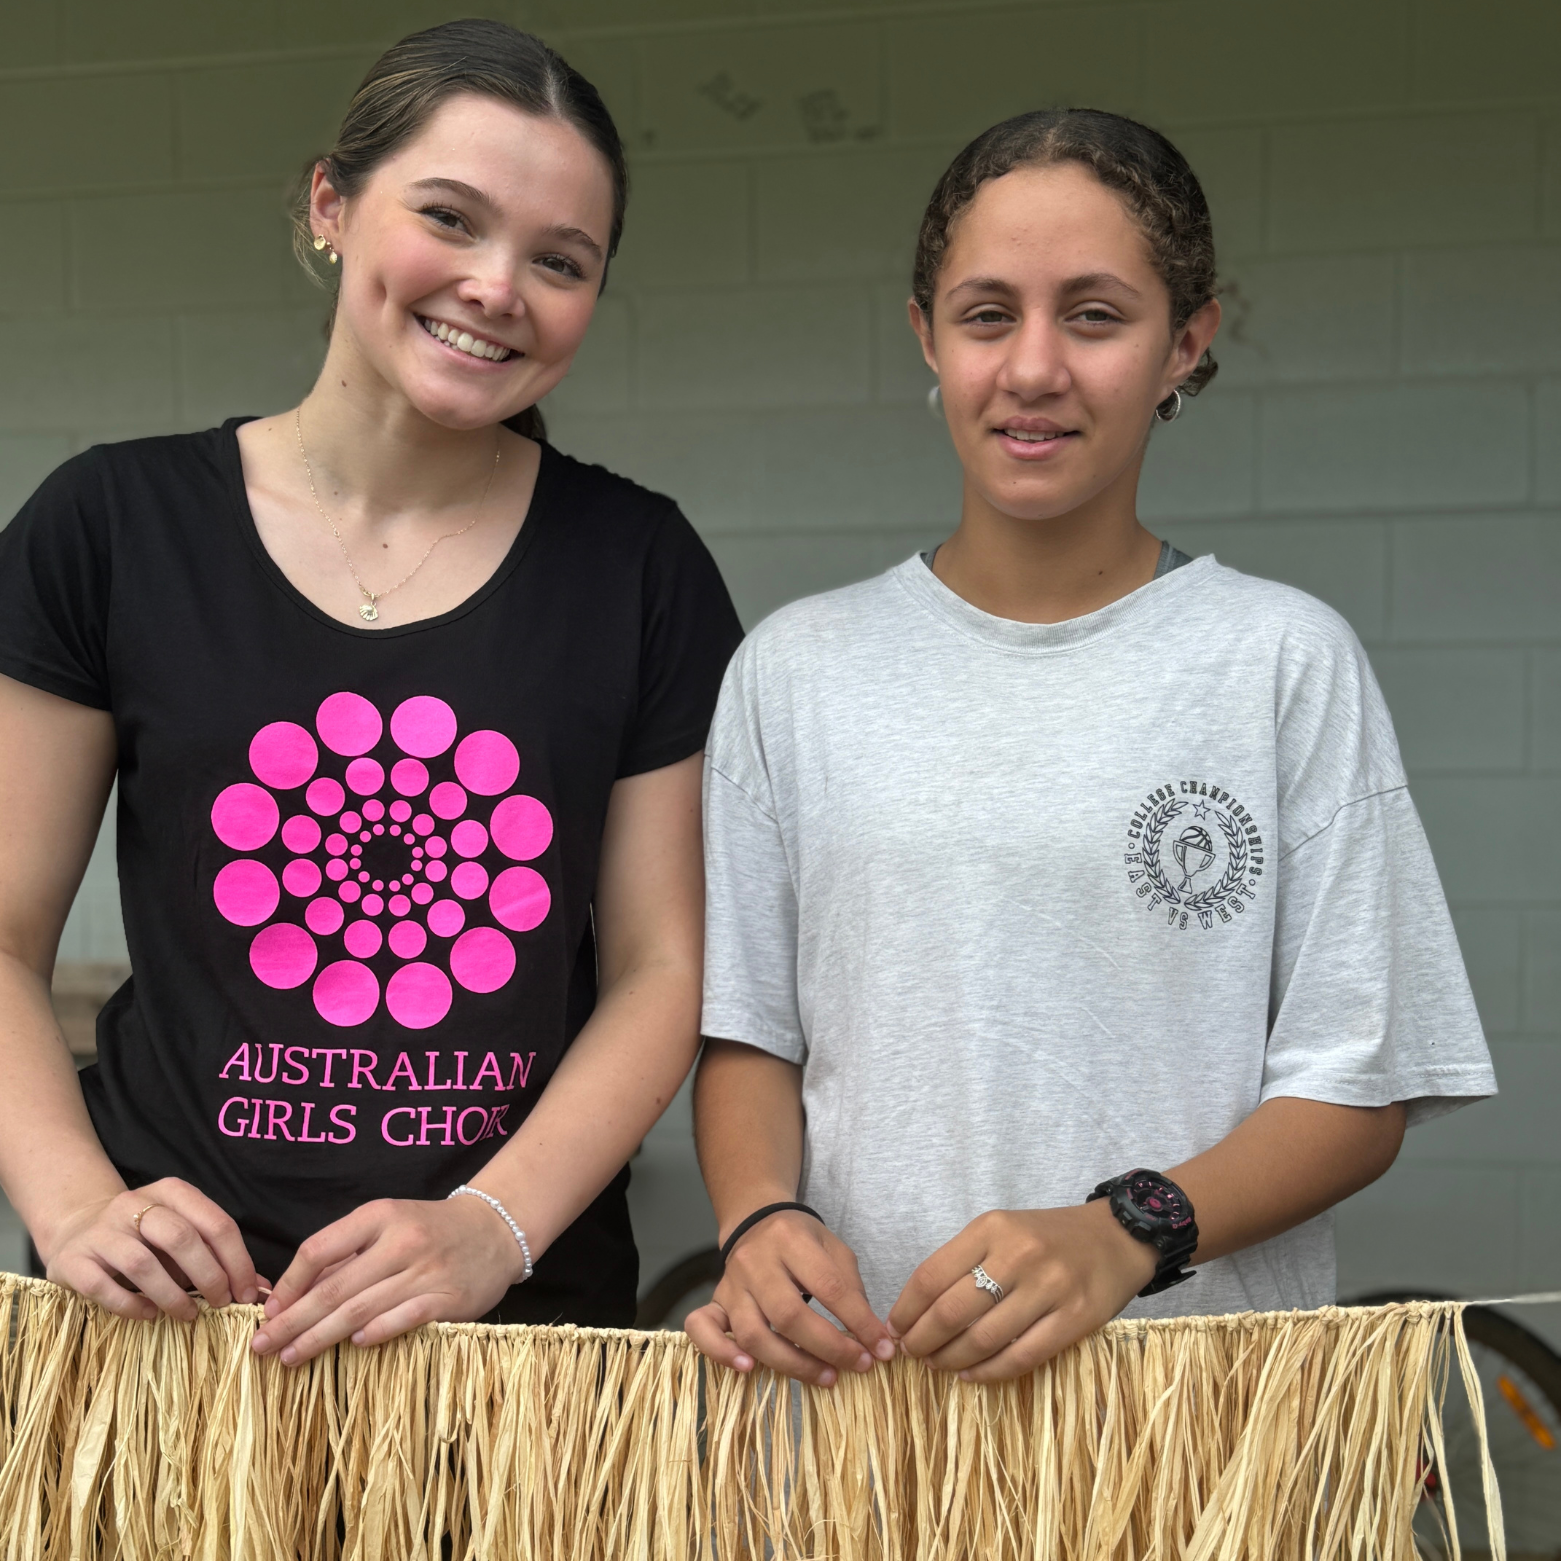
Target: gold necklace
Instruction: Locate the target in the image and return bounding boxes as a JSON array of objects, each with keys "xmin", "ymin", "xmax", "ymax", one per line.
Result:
[{"xmin": 295, "ymin": 409, "xmax": 501, "ymax": 623}]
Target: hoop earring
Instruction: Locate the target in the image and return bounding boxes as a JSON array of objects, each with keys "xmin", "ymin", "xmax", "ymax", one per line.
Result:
[
  {"xmin": 927, "ymin": 383, "xmax": 943, "ymax": 420},
  {"xmin": 1155, "ymin": 388, "xmax": 1183, "ymax": 423},
  {"xmin": 312, "ymin": 233, "xmax": 339, "ymax": 265}
]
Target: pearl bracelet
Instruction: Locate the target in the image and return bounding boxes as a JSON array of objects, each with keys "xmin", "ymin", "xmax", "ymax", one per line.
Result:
[{"xmin": 448, "ymin": 1184, "xmax": 533, "ymax": 1282}]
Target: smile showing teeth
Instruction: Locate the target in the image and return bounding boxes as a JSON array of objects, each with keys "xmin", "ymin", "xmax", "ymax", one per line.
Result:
[
  {"xmin": 1002, "ymin": 429, "xmax": 1070, "ymax": 442},
  {"xmin": 419, "ymin": 316, "xmax": 514, "ymax": 362}
]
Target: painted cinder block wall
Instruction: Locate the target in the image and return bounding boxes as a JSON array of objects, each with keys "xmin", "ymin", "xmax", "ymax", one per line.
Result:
[{"xmin": 0, "ymin": 0, "xmax": 1556, "ymax": 1339}]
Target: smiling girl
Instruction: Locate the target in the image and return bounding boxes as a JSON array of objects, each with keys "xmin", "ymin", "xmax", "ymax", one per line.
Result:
[
  {"xmin": 0, "ymin": 22, "xmax": 740, "ymax": 1359},
  {"xmin": 688, "ymin": 109, "xmax": 1494, "ymax": 1386}
]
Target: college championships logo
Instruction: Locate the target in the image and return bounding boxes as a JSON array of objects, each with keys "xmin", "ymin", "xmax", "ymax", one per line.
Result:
[{"xmin": 1124, "ymin": 780, "xmax": 1265, "ymax": 931}]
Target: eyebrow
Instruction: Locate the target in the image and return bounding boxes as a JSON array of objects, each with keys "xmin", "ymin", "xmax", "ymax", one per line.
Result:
[
  {"xmin": 408, "ymin": 177, "xmax": 605, "ymax": 260},
  {"xmin": 944, "ymin": 271, "xmax": 1144, "ymax": 301}
]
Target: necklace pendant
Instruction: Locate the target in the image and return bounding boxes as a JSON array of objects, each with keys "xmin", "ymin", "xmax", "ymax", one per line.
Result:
[{"xmin": 358, "ymin": 602, "xmax": 379, "ymax": 622}]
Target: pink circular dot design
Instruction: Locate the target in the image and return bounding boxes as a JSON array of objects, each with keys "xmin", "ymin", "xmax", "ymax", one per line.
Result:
[
  {"xmin": 411, "ymin": 883, "xmax": 434, "ymax": 905},
  {"xmin": 249, "ymin": 722, "xmax": 318, "ymax": 791},
  {"xmin": 344, "ymin": 919, "xmax": 382, "ymax": 958},
  {"xmin": 326, "ymin": 859, "xmax": 349, "ymax": 882},
  {"xmin": 346, "ymin": 757, "xmax": 385, "ymax": 797},
  {"xmin": 211, "ymin": 784, "xmax": 279, "ymax": 852},
  {"xmin": 282, "ymin": 858, "xmax": 322, "ymax": 898},
  {"xmin": 450, "ymin": 927, "xmax": 516, "ymax": 994},
  {"xmin": 362, "ymin": 893, "xmax": 385, "ymax": 917},
  {"xmin": 391, "ymin": 758, "xmax": 429, "ymax": 797},
  {"xmin": 307, "ymin": 777, "xmax": 345, "ymax": 817},
  {"xmin": 389, "ymin": 894, "xmax": 411, "ymax": 917},
  {"xmin": 317, "ymin": 692, "xmax": 382, "ymax": 757},
  {"xmin": 250, "ymin": 923, "xmax": 317, "ymax": 989},
  {"xmin": 373, "ymin": 824, "xmax": 385, "ymax": 837},
  {"xmin": 325, "ymin": 833, "xmax": 347, "ymax": 857},
  {"xmin": 427, "ymin": 899, "xmax": 465, "ymax": 937},
  {"xmin": 313, "ymin": 961, "xmax": 379, "ymax": 1026},
  {"xmin": 386, "ymin": 963, "xmax": 452, "ymax": 1030},
  {"xmin": 425, "ymin": 860, "xmax": 448, "ymax": 883},
  {"xmin": 429, "ymin": 783, "xmax": 466, "ymax": 821},
  {"xmin": 490, "ymin": 795, "xmax": 553, "ymax": 862},
  {"xmin": 214, "ymin": 860, "xmax": 279, "ymax": 926},
  {"xmin": 357, "ymin": 871, "xmax": 370, "ymax": 883},
  {"xmin": 281, "ymin": 814, "xmax": 322, "ymax": 854},
  {"xmin": 451, "ymin": 862, "xmax": 488, "ymax": 900},
  {"xmin": 390, "ymin": 696, "xmax": 458, "ymax": 759},
  {"xmin": 426, "ymin": 837, "xmax": 448, "ymax": 859},
  {"xmin": 389, "ymin": 799, "xmax": 412, "ymax": 823},
  {"xmin": 306, "ymin": 897, "xmax": 345, "ymax": 935},
  {"xmin": 451, "ymin": 820, "xmax": 488, "ymax": 858},
  {"xmin": 454, "ymin": 731, "xmax": 519, "ymax": 796},
  {"xmin": 490, "ymin": 867, "xmax": 550, "ymax": 933},
  {"xmin": 388, "ymin": 920, "xmax": 427, "ymax": 959},
  {"xmin": 363, "ymin": 799, "xmax": 385, "ymax": 822},
  {"xmin": 413, "ymin": 814, "xmax": 434, "ymax": 836},
  {"xmin": 340, "ymin": 811, "xmax": 362, "ymax": 833},
  {"xmin": 339, "ymin": 881, "xmax": 361, "ymax": 904}
]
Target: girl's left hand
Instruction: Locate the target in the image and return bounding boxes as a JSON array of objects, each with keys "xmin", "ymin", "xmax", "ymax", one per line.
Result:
[
  {"xmin": 250, "ymin": 1196, "xmax": 527, "ymax": 1365},
  {"xmin": 887, "ymin": 1201, "xmax": 1159, "ymax": 1382}
]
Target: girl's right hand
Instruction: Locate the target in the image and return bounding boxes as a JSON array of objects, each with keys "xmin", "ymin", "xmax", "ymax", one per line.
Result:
[
  {"xmin": 43, "ymin": 1177, "xmax": 264, "ymax": 1321},
  {"xmin": 684, "ymin": 1211, "xmax": 896, "ymax": 1386}
]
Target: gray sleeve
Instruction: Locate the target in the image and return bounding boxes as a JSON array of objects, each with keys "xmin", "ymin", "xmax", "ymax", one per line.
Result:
[
  {"xmin": 701, "ymin": 760, "xmax": 806, "ymax": 1062},
  {"xmin": 1263, "ymin": 786, "xmax": 1497, "ymax": 1126}
]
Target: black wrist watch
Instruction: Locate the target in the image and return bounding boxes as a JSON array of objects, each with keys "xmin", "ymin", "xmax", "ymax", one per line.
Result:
[{"xmin": 1087, "ymin": 1169, "xmax": 1199, "ymax": 1296}]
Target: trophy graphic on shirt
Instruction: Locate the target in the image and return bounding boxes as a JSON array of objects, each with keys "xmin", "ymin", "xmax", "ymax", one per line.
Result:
[{"xmin": 1171, "ymin": 824, "xmax": 1216, "ymax": 891}]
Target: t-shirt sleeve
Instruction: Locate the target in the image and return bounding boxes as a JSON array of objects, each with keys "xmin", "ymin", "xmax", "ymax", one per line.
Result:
[
  {"xmin": 0, "ymin": 450, "xmax": 113, "ymax": 710},
  {"xmin": 700, "ymin": 647, "xmax": 806, "ymax": 1061},
  {"xmin": 617, "ymin": 505, "xmax": 744, "ymax": 777},
  {"xmin": 1261, "ymin": 613, "xmax": 1495, "ymax": 1125}
]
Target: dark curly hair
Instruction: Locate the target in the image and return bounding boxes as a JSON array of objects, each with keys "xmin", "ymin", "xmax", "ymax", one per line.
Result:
[
  {"xmin": 291, "ymin": 19, "xmax": 628, "ymax": 441},
  {"xmin": 912, "ymin": 108, "xmax": 1219, "ymax": 397}
]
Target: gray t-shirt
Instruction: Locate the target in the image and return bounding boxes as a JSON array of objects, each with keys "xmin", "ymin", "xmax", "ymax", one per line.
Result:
[{"xmin": 701, "ymin": 554, "xmax": 1496, "ymax": 1320}]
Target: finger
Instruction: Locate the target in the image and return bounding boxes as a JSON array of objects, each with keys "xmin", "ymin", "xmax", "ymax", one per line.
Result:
[
  {"xmin": 723, "ymin": 1294, "xmax": 843, "ymax": 1387},
  {"xmin": 925, "ymin": 1293, "xmax": 1041, "ymax": 1372},
  {"xmin": 751, "ymin": 1276, "xmax": 876, "ymax": 1376},
  {"xmin": 145, "ymin": 1180, "xmax": 261, "ymax": 1305},
  {"xmin": 351, "ymin": 1291, "xmax": 448, "ymax": 1349},
  {"xmin": 684, "ymin": 1302, "xmax": 755, "ymax": 1372},
  {"xmin": 957, "ymin": 1306, "xmax": 1093, "ymax": 1383},
  {"xmin": 272, "ymin": 1273, "xmax": 414, "ymax": 1365},
  {"xmin": 50, "ymin": 1254, "xmax": 158, "ymax": 1322},
  {"xmin": 96, "ymin": 1232, "xmax": 201, "ymax": 1320},
  {"xmin": 134, "ymin": 1204, "xmax": 232, "ymax": 1308},
  {"xmin": 800, "ymin": 1246, "xmax": 896, "ymax": 1361},
  {"xmin": 888, "ymin": 1231, "xmax": 986, "ymax": 1340},
  {"xmin": 265, "ymin": 1206, "xmax": 384, "ymax": 1316},
  {"xmin": 253, "ymin": 1246, "xmax": 398, "ymax": 1357},
  {"xmin": 897, "ymin": 1269, "xmax": 1003, "ymax": 1359}
]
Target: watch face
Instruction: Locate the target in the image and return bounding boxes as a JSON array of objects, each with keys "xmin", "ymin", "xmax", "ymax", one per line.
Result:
[{"xmin": 1126, "ymin": 1172, "xmax": 1195, "ymax": 1232}]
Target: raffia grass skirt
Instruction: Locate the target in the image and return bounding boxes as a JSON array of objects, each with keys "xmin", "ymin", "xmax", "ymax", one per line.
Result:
[{"xmin": 0, "ymin": 1271, "xmax": 1499, "ymax": 1559}]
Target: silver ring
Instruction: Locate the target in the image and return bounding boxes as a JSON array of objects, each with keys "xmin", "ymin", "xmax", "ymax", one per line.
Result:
[{"xmin": 971, "ymin": 1264, "xmax": 1004, "ymax": 1304}]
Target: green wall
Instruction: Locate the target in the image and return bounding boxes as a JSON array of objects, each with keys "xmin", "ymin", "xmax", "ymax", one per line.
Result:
[{"xmin": 2, "ymin": 0, "xmax": 1558, "ymax": 1333}]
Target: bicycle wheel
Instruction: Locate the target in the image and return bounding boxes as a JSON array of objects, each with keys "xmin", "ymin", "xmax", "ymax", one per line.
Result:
[
  {"xmin": 1350, "ymin": 1291, "xmax": 1561, "ymax": 1560},
  {"xmin": 635, "ymin": 1247, "xmax": 723, "ymax": 1331}
]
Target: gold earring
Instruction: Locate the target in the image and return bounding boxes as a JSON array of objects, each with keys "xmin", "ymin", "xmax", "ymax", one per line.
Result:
[
  {"xmin": 313, "ymin": 234, "xmax": 340, "ymax": 264},
  {"xmin": 312, "ymin": 234, "xmax": 326, "ymax": 251},
  {"xmin": 328, "ymin": 248, "xmax": 339, "ymax": 265}
]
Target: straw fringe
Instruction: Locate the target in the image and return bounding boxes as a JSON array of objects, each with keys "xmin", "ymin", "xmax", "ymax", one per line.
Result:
[{"xmin": 0, "ymin": 1273, "xmax": 1500, "ymax": 1560}]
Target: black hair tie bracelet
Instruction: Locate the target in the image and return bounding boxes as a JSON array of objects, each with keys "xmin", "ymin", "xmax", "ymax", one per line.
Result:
[{"xmin": 718, "ymin": 1201, "xmax": 825, "ymax": 1304}]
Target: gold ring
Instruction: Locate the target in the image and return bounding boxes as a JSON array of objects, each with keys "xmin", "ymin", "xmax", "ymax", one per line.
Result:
[{"xmin": 131, "ymin": 1202, "xmax": 158, "ymax": 1237}]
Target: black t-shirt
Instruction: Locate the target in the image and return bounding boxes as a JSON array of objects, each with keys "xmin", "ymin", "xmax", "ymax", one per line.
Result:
[{"xmin": 0, "ymin": 421, "xmax": 742, "ymax": 1325}]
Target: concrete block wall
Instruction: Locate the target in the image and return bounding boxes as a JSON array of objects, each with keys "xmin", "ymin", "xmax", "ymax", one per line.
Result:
[{"xmin": 0, "ymin": 0, "xmax": 1556, "ymax": 1336}]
